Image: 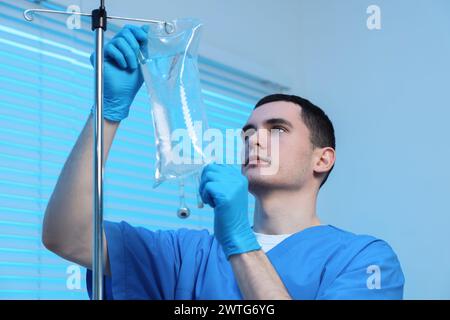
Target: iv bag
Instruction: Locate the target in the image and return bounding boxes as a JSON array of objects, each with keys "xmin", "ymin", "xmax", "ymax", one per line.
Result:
[{"xmin": 139, "ymin": 19, "xmax": 209, "ymax": 188}]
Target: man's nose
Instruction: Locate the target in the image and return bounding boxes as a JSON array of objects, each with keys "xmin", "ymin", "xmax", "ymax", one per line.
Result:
[
  {"xmin": 248, "ymin": 131, "xmax": 259, "ymax": 147},
  {"xmin": 247, "ymin": 129, "xmax": 270, "ymax": 152}
]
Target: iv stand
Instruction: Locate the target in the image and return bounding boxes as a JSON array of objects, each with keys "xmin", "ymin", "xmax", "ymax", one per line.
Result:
[{"xmin": 23, "ymin": 1, "xmax": 174, "ymax": 300}]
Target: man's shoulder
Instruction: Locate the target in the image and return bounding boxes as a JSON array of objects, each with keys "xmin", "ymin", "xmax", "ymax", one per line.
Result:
[
  {"xmin": 327, "ymin": 225, "xmax": 387, "ymax": 246},
  {"xmin": 325, "ymin": 225, "xmax": 401, "ymax": 267},
  {"xmin": 316, "ymin": 226, "xmax": 405, "ymax": 299}
]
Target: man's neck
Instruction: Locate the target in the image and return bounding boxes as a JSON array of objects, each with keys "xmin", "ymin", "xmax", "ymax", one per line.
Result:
[{"xmin": 252, "ymin": 186, "xmax": 321, "ymax": 235}]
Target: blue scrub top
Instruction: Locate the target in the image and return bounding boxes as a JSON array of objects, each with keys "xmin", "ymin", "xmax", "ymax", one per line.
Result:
[{"xmin": 86, "ymin": 221, "xmax": 404, "ymax": 299}]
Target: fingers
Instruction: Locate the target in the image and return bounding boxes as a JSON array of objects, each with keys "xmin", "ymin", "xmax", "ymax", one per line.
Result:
[
  {"xmin": 104, "ymin": 43, "xmax": 127, "ymax": 69},
  {"xmin": 121, "ymin": 28, "xmax": 140, "ymax": 54},
  {"xmin": 126, "ymin": 24, "xmax": 149, "ymax": 45},
  {"xmin": 200, "ymin": 181, "xmax": 220, "ymax": 208},
  {"xmin": 103, "ymin": 24, "xmax": 149, "ymax": 70},
  {"xmin": 199, "ymin": 163, "xmax": 239, "ymax": 185},
  {"xmin": 199, "ymin": 170, "xmax": 219, "ymax": 194},
  {"xmin": 199, "ymin": 164, "xmax": 222, "ymax": 190},
  {"xmin": 113, "ymin": 38, "xmax": 137, "ymax": 69},
  {"xmin": 198, "ymin": 164, "xmax": 247, "ymax": 209},
  {"xmin": 199, "ymin": 167, "xmax": 222, "ymax": 207},
  {"xmin": 200, "ymin": 184, "xmax": 213, "ymax": 207},
  {"xmin": 202, "ymin": 162, "xmax": 226, "ymax": 175}
]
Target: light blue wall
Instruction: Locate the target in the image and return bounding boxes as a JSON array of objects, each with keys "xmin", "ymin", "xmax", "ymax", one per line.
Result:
[{"xmin": 289, "ymin": 1, "xmax": 450, "ymax": 299}]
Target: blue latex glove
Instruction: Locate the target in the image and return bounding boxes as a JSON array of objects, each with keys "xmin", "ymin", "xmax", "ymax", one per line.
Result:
[
  {"xmin": 90, "ymin": 24, "xmax": 149, "ymax": 122},
  {"xmin": 199, "ymin": 163, "xmax": 261, "ymax": 259}
]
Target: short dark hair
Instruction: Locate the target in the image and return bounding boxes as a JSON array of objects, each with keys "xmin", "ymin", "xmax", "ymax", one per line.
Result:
[{"xmin": 254, "ymin": 94, "xmax": 336, "ymax": 188}]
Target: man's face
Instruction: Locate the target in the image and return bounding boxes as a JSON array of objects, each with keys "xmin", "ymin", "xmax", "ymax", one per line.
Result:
[{"xmin": 241, "ymin": 101, "xmax": 315, "ymax": 194}]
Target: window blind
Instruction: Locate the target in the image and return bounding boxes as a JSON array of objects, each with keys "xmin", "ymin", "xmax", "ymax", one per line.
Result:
[{"xmin": 0, "ymin": 0, "xmax": 287, "ymax": 299}]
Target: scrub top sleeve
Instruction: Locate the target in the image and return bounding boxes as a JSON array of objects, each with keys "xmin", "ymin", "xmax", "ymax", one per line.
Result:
[
  {"xmin": 86, "ymin": 220, "xmax": 182, "ymax": 300},
  {"xmin": 317, "ymin": 239, "xmax": 405, "ymax": 300}
]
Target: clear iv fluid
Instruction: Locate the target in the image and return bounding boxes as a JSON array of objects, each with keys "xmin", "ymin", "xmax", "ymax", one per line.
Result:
[{"xmin": 139, "ymin": 20, "xmax": 208, "ymax": 187}]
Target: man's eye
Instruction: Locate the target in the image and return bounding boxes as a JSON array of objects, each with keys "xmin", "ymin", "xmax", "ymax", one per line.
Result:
[
  {"xmin": 272, "ymin": 126, "xmax": 287, "ymax": 133},
  {"xmin": 242, "ymin": 130, "xmax": 256, "ymax": 140}
]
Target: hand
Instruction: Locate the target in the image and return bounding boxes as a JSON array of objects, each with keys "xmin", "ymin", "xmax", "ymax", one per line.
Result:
[
  {"xmin": 90, "ymin": 24, "xmax": 149, "ymax": 122},
  {"xmin": 199, "ymin": 163, "xmax": 261, "ymax": 259}
]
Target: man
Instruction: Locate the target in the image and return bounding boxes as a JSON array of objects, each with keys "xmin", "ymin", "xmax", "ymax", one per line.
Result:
[{"xmin": 43, "ymin": 25, "xmax": 404, "ymax": 300}]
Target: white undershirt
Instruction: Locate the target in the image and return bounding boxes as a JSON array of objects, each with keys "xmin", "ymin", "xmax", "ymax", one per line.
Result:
[{"xmin": 253, "ymin": 231, "xmax": 293, "ymax": 253}]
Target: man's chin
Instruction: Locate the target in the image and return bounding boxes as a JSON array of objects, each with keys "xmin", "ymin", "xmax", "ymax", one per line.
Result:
[
  {"xmin": 247, "ymin": 178, "xmax": 277, "ymax": 195},
  {"xmin": 242, "ymin": 164, "xmax": 263, "ymax": 177},
  {"xmin": 244, "ymin": 166, "xmax": 277, "ymax": 187}
]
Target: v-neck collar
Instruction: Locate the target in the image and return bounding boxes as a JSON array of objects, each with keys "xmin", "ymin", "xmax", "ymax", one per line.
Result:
[{"xmin": 259, "ymin": 224, "xmax": 334, "ymax": 257}]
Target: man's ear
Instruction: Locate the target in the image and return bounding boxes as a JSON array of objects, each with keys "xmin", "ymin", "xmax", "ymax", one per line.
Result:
[{"xmin": 313, "ymin": 147, "xmax": 335, "ymax": 174}]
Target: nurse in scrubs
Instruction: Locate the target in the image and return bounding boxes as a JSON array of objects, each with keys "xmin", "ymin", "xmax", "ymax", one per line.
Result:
[
  {"xmin": 42, "ymin": 25, "xmax": 404, "ymax": 300},
  {"xmin": 87, "ymin": 94, "xmax": 404, "ymax": 300}
]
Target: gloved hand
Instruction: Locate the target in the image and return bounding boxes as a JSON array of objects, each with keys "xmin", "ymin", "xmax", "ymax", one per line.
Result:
[
  {"xmin": 90, "ymin": 24, "xmax": 149, "ymax": 122},
  {"xmin": 199, "ymin": 163, "xmax": 261, "ymax": 259}
]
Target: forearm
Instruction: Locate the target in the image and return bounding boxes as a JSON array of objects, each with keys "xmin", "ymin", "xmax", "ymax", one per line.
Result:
[
  {"xmin": 230, "ymin": 250, "xmax": 292, "ymax": 300},
  {"xmin": 42, "ymin": 112, "xmax": 119, "ymax": 269},
  {"xmin": 197, "ymin": 164, "xmax": 290, "ymax": 298}
]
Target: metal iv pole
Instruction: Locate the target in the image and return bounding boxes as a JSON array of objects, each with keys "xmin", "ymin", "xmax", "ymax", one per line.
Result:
[{"xmin": 23, "ymin": 1, "xmax": 174, "ymax": 300}]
